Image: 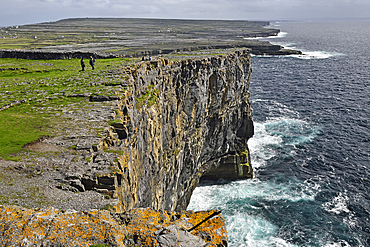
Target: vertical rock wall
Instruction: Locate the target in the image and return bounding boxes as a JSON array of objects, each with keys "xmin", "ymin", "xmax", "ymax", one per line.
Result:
[{"xmin": 109, "ymin": 50, "xmax": 254, "ymax": 212}]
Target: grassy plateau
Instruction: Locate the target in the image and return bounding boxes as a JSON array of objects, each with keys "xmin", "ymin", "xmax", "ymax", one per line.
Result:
[{"xmin": 0, "ymin": 57, "xmax": 139, "ymax": 160}]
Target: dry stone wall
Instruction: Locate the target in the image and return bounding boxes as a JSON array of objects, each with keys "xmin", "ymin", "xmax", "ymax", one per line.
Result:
[{"xmin": 0, "ymin": 49, "xmax": 119, "ymax": 60}]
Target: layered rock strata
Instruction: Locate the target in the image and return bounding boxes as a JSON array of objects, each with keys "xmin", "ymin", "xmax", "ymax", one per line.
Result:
[{"xmin": 100, "ymin": 50, "xmax": 254, "ymax": 212}]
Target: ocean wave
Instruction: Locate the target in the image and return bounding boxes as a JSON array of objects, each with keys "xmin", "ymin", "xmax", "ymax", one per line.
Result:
[
  {"xmin": 323, "ymin": 240, "xmax": 351, "ymax": 247},
  {"xmin": 264, "ymin": 118, "xmax": 321, "ymax": 145},
  {"xmin": 227, "ymin": 214, "xmax": 300, "ymax": 247},
  {"xmin": 249, "ymin": 118, "xmax": 321, "ymax": 169},
  {"xmin": 244, "ymin": 32, "xmax": 288, "ymax": 40},
  {"xmin": 251, "ymin": 99, "xmax": 300, "ymax": 118},
  {"xmin": 188, "ymin": 178, "xmax": 318, "ymax": 212},
  {"xmin": 188, "ymin": 178, "xmax": 319, "ymax": 246},
  {"xmin": 251, "ymin": 42, "xmax": 345, "ymax": 60},
  {"xmin": 323, "ymin": 192, "xmax": 351, "ymax": 215},
  {"xmin": 288, "ymin": 50, "xmax": 345, "ymax": 60}
]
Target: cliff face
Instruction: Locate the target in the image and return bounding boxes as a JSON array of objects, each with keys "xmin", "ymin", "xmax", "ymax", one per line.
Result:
[
  {"xmin": 104, "ymin": 50, "xmax": 254, "ymax": 212},
  {"xmin": 0, "ymin": 50, "xmax": 254, "ymax": 246}
]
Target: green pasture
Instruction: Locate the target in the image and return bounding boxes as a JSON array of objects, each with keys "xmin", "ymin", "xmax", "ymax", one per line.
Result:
[
  {"xmin": 0, "ymin": 57, "xmax": 138, "ymax": 160},
  {"xmin": 0, "ymin": 98, "xmax": 84, "ymax": 161}
]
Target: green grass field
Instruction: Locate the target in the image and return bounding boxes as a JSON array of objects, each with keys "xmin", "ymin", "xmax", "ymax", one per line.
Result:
[{"xmin": 0, "ymin": 57, "xmax": 139, "ymax": 160}]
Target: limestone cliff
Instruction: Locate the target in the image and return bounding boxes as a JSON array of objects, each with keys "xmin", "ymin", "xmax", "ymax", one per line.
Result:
[
  {"xmin": 102, "ymin": 50, "xmax": 254, "ymax": 212},
  {"xmin": 0, "ymin": 50, "xmax": 254, "ymax": 246}
]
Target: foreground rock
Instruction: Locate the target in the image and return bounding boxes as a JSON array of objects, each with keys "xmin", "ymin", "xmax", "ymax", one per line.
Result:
[{"xmin": 0, "ymin": 205, "xmax": 227, "ymax": 247}]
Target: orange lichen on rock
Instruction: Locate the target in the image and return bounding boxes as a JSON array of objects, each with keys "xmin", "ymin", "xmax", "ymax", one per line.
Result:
[
  {"xmin": 0, "ymin": 205, "xmax": 126, "ymax": 246},
  {"xmin": 0, "ymin": 205, "xmax": 227, "ymax": 246},
  {"xmin": 184, "ymin": 210, "xmax": 228, "ymax": 246}
]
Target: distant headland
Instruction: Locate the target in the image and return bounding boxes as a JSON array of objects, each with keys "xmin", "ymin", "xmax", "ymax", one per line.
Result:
[{"xmin": 0, "ymin": 18, "xmax": 301, "ymax": 58}]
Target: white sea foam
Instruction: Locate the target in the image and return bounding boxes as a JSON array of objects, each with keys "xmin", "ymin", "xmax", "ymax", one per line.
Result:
[
  {"xmin": 323, "ymin": 192, "xmax": 351, "ymax": 215},
  {"xmin": 253, "ymin": 49, "xmax": 344, "ymax": 60},
  {"xmin": 226, "ymin": 214, "xmax": 297, "ymax": 247},
  {"xmin": 324, "ymin": 240, "xmax": 351, "ymax": 247},
  {"xmin": 322, "ymin": 192, "xmax": 359, "ymax": 236},
  {"xmin": 188, "ymin": 179, "xmax": 317, "ymax": 212},
  {"xmin": 188, "ymin": 178, "xmax": 318, "ymax": 246},
  {"xmin": 269, "ymin": 32, "xmax": 288, "ymax": 39},
  {"xmin": 244, "ymin": 32, "xmax": 288, "ymax": 40},
  {"xmin": 265, "ymin": 118, "xmax": 321, "ymax": 146},
  {"xmin": 248, "ymin": 117, "xmax": 321, "ymax": 170},
  {"xmin": 288, "ymin": 50, "xmax": 344, "ymax": 60},
  {"xmin": 248, "ymin": 122, "xmax": 282, "ymax": 168},
  {"xmin": 251, "ymin": 40, "xmax": 345, "ymax": 60},
  {"xmin": 187, "ymin": 115, "xmax": 322, "ymax": 246},
  {"xmin": 189, "ymin": 112, "xmax": 321, "ymax": 246}
]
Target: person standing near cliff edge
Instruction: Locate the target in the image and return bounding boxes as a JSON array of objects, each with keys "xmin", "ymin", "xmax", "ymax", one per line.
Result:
[
  {"xmin": 80, "ymin": 58, "xmax": 85, "ymax": 71},
  {"xmin": 89, "ymin": 56, "xmax": 95, "ymax": 70}
]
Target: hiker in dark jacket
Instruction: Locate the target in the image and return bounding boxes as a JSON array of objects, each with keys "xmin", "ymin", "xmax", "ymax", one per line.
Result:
[
  {"xmin": 89, "ymin": 56, "xmax": 95, "ymax": 70},
  {"xmin": 80, "ymin": 58, "xmax": 85, "ymax": 71}
]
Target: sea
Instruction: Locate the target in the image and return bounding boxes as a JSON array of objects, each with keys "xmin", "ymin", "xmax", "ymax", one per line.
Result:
[{"xmin": 188, "ymin": 20, "xmax": 370, "ymax": 246}]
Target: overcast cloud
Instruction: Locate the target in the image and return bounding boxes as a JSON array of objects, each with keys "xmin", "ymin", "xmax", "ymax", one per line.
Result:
[{"xmin": 1, "ymin": 0, "xmax": 370, "ymax": 27}]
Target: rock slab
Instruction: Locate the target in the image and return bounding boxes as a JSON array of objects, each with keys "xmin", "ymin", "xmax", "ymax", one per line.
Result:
[{"xmin": 0, "ymin": 205, "xmax": 227, "ymax": 247}]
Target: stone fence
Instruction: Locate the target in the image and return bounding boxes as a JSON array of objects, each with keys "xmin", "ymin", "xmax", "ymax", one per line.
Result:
[{"xmin": 0, "ymin": 49, "xmax": 120, "ymax": 60}]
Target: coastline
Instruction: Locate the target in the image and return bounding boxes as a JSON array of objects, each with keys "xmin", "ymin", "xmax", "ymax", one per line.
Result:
[
  {"xmin": 0, "ymin": 18, "xmax": 301, "ymax": 58},
  {"xmin": 1, "ymin": 18, "xmax": 301, "ymax": 246}
]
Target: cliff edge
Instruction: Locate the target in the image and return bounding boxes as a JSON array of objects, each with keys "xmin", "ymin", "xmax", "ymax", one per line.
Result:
[{"xmin": 0, "ymin": 50, "xmax": 254, "ymax": 246}]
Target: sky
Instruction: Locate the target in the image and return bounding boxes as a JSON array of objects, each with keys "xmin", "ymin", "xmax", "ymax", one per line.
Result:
[{"xmin": 1, "ymin": 0, "xmax": 370, "ymax": 27}]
